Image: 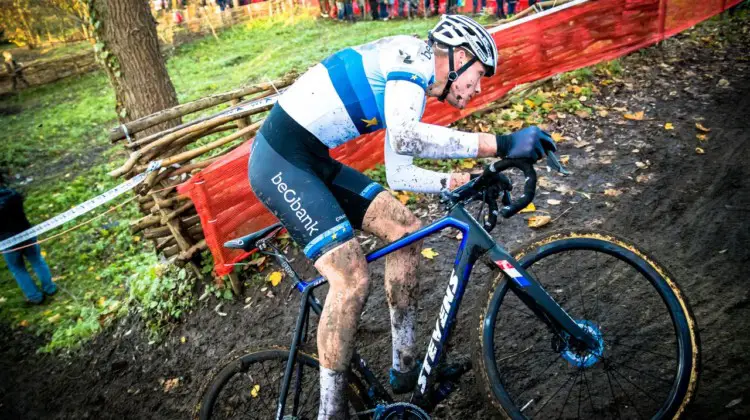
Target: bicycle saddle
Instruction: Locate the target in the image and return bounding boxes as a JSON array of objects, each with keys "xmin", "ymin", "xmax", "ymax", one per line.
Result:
[{"xmin": 223, "ymin": 222, "xmax": 283, "ymax": 251}]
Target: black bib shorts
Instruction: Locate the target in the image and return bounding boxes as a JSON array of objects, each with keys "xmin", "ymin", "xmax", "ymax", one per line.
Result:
[{"xmin": 248, "ymin": 105, "xmax": 385, "ymax": 261}]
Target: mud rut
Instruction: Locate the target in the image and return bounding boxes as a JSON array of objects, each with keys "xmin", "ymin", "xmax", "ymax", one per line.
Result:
[{"xmin": 1, "ymin": 19, "xmax": 748, "ymax": 420}]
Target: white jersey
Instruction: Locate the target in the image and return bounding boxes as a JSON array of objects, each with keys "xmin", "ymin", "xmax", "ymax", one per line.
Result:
[{"xmin": 278, "ymin": 35, "xmax": 481, "ymax": 193}]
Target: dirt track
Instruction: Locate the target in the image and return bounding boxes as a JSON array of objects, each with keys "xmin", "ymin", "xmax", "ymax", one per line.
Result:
[{"xmin": 1, "ymin": 17, "xmax": 748, "ymax": 420}]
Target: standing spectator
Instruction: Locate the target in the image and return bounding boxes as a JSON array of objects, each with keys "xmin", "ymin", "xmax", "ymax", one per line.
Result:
[
  {"xmin": 386, "ymin": 0, "xmax": 396, "ymax": 19},
  {"xmin": 446, "ymin": 0, "xmax": 457, "ymax": 14},
  {"xmin": 378, "ymin": 0, "xmax": 388, "ymax": 20},
  {"xmin": 424, "ymin": 0, "xmax": 438, "ymax": 16},
  {"xmin": 319, "ymin": 0, "xmax": 331, "ymax": 18},
  {"xmin": 400, "ymin": 0, "xmax": 417, "ymax": 18},
  {"xmin": 496, "ymin": 0, "xmax": 516, "ymax": 18},
  {"xmin": 472, "ymin": 0, "xmax": 485, "ymax": 14},
  {"xmin": 2, "ymin": 51, "xmax": 29, "ymax": 92},
  {"xmin": 355, "ymin": 0, "xmax": 367, "ymax": 20},
  {"xmin": 0, "ymin": 174, "xmax": 57, "ymax": 305},
  {"xmin": 369, "ymin": 0, "xmax": 379, "ymax": 19}
]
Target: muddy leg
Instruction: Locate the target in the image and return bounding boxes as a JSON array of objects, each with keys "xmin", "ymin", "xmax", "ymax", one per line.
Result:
[
  {"xmin": 362, "ymin": 192, "xmax": 423, "ymax": 372},
  {"xmin": 314, "ymin": 239, "xmax": 369, "ymax": 419}
]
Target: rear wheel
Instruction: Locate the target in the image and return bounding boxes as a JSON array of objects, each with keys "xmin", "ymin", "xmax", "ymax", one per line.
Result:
[
  {"xmin": 475, "ymin": 230, "xmax": 700, "ymax": 419},
  {"xmin": 197, "ymin": 348, "xmax": 371, "ymax": 420}
]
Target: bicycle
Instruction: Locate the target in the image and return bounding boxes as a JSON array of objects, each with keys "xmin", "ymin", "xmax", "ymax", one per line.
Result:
[{"xmin": 196, "ymin": 154, "xmax": 700, "ymax": 419}]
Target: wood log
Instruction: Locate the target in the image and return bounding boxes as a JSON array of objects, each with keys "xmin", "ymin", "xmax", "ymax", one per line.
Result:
[
  {"xmin": 143, "ymin": 226, "xmax": 172, "ymax": 239},
  {"xmin": 132, "ymin": 121, "xmax": 261, "ymax": 174},
  {"xmin": 110, "ymin": 108, "xmax": 267, "ymax": 177},
  {"xmin": 227, "ymin": 272, "xmax": 242, "ymax": 295},
  {"xmin": 161, "ymin": 201, "xmax": 196, "ymax": 224},
  {"xmin": 178, "ymin": 239, "xmax": 207, "ymax": 261},
  {"xmin": 130, "ymin": 214, "xmax": 161, "ymax": 233},
  {"xmin": 182, "ymin": 214, "xmax": 201, "ymax": 226},
  {"xmin": 154, "ymin": 156, "xmax": 220, "ymax": 185},
  {"xmin": 163, "ymin": 244, "xmax": 180, "ymax": 258},
  {"xmin": 109, "ymin": 74, "xmax": 295, "ymax": 142},
  {"xmin": 156, "ymin": 236, "xmax": 177, "ymax": 251},
  {"xmin": 187, "ymin": 223, "xmax": 204, "ymax": 237}
]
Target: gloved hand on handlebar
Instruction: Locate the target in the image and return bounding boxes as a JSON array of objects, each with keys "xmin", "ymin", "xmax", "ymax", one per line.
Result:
[
  {"xmin": 470, "ymin": 170, "xmax": 512, "ymax": 191},
  {"xmin": 495, "ymin": 126, "xmax": 557, "ymax": 161}
]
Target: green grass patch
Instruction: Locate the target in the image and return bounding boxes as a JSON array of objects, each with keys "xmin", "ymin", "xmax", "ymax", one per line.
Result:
[{"xmin": 0, "ymin": 14, "xmax": 440, "ymax": 351}]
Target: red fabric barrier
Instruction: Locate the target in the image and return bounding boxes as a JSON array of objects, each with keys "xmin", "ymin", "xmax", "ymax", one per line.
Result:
[{"xmin": 178, "ymin": 0, "xmax": 741, "ymax": 276}]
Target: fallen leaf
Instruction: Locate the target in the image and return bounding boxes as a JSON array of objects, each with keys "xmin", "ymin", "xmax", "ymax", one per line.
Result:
[
  {"xmin": 247, "ymin": 256, "xmax": 267, "ymax": 267},
  {"xmin": 575, "ymin": 110, "xmax": 591, "ymax": 119},
  {"xmin": 695, "ymin": 147, "xmax": 705, "ymax": 155},
  {"xmin": 635, "ymin": 161, "xmax": 647, "ymax": 169},
  {"xmin": 527, "ymin": 215, "xmax": 551, "ymax": 228},
  {"xmin": 604, "ymin": 189, "xmax": 622, "ymax": 197},
  {"xmin": 547, "ymin": 199, "xmax": 562, "ymax": 205},
  {"xmin": 41, "ymin": 250, "xmax": 47, "ymax": 257},
  {"xmin": 612, "ymin": 106, "xmax": 628, "ymax": 112},
  {"xmin": 397, "ymin": 192, "xmax": 411, "ymax": 205},
  {"xmin": 267, "ymin": 271, "xmax": 283, "ymax": 287},
  {"xmin": 598, "ymin": 109, "xmax": 609, "ymax": 117},
  {"xmin": 47, "ymin": 314, "xmax": 61, "ymax": 324},
  {"xmin": 19, "ymin": 320, "xmax": 29, "ymax": 328},
  {"xmin": 180, "ymin": 336, "xmax": 187, "ymax": 344},
  {"xmin": 636, "ymin": 174, "xmax": 651, "ymax": 183},
  {"xmin": 695, "ymin": 122, "xmax": 711, "ymax": 132},
  {"xmin": 524, "ymin": 99, "xmax": 536, "ymax": 109},
  {"xmin": 133, "ymin": 236, "xmax": 141, "ymax": 242},
  {"xmin": 623, "ymin": 111, "xmax": 645, "ymax": 121},
  {"xmin": 519, "ymin": 203, "xmax": 537, "ymax": 213},
  {"xmin": 163, "ymin": 378, "xmax": 180, "ymax": 392},
  {"xmin": 664, "ymin": 122, "xmax": 674, "ymax": 130},
  {"xmin": 542, "ymin": 102, "xmax": 554, "ymax": 110},
  {"xmin": 507, "ymin": 120, "xmax": 524, "ymax": 130},
  {"xmin": 250, "ymin": 384, "xmax": 261, "ymax": 398},
  {"xmin": 726, "ymin": 398, "xmax": 742, "ymax": 408},
  {"xmin": 717, "ymin": 78, "xmax": 730, "ymax": 88},
  {"xmin": 460, "ymin": 159, "xmax": 476, "ymax": 169},
  {"xmin": 421, "ymin": 248, "xmax": 439, "ymax": 259},
  {"xmin": 551, "ymin": 132, "xmax": 565, "ymax": 143},
  {"xmin": 97, "ymin": 296, "xmax": 107, "ymax": 307},
  {"xmin": 512, "ymin": 104, "xmax": 525, "ymax": 113},
  {"xmin": 560, "ymin": 155, "xmax": 570, "ymax": 165},
  {"xmin": 696, "ymin": 134, "xmax": 708, "ymax": 141},
  {"xmin": 573, "ymin": 140, "xmax": 591, "ymax": 149}
]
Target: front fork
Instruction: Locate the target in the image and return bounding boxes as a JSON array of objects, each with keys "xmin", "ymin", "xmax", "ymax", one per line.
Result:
[{"xmin": 486, "ymin": 245, "xmax": 600, "ymax": 352}]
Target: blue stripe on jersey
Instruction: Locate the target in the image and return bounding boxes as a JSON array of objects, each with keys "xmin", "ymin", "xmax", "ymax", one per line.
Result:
[
  {"xmin": 322, "ymin": 49, "xmax": 384, "ymax": 134},
  {"xmin": 386, "ymin": 71, "xmax": 428, "ymax": 90}
]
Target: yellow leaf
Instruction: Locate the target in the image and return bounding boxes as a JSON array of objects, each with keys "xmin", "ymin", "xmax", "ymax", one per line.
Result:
[
  {"xmin": 48, "ymin": 314, "xmax": 61, "ymax": 324},
  {"xmin": 421, "ymin": 248, "xmax": 439, "ymax": 259},
  {"xmin": 560, "ymin": 155, "xmax": 570, "ymax": 165},
  {"xmin": 512, "ymin": 104, "xmax": 525, "ymax": 113},
  {"xmin": 695, "ymin": 147, "xmax": 705, "ymax": 155},
  {"xmin": 519, "ymin": 203, "xmax": 537, "ymax": 213},
  {"xmin": 551, "ymin": 132, "xmax": 564, "ymax": 143},
  {"xmin": 597, "ymin": 109, "xmax": 609, "ymax": 117},
  {"xmin": 41, "ymin": 251, "xmax": 47, "ymax": 257},
  {"xmin": 696, "ymin": 134, "xmax": 708, "ymax": 141},
  {"xmin": 163, "ymin": 378, "xmax": 180, "ymax": 392},
  {"xmin": 267, "ymin": 271, "xmax": 283, "ymax": 287},
  {"xmin": 133, "ymin": 236, "xmax": 141, "ymax": 242},
  {"xmin": 460, "ymin": 159, "xmax": 476, "ymax": 169},
  {"xmin": 397, "ymin": 192, "xmax": 411, "ymax": 205},
  {"xmin": 542, "ymin": 102, "xmax": 554, "ymax": 111},
  {"xmin": 623, "ymin": 111, "xmax": 645, "ymax": 121},
  {"xmin": 88, "ymin": 266, "xmax": 95, "ymax": 272},
  {"xmin": 181, "ymin": 336, "xmax": 187, "ymax": 344},
  {"xmin": 664, "ymin": 122, "xmax": 674, "ymax": 130},
  {"xmin": 695, "ymin": 122, "xmax": 711, "ymax": 132},
  {"xmin": 524, "ymin": 99, "xmax": 536, "ymax": 109},
  {"xmin": 527, "ymin": 215, "xmax": 551, "ymax": 228},
  {"xmin": 507, "ymin": 120, "xmax": 524, "ymax": 130},
  {"xmin": 603, "ymin": 189, "xmax": 622, "ymax": 197},
  {"xmin": 250, "ymin": 384, "xmax": 261, "ymax": 398},
  {"xmin": 97, "ymin": 296, "xmax": 107, "ymax": 307},
  {"xmin": 19, "ymin": 320, "xmax": 29, "ymax": 328}
]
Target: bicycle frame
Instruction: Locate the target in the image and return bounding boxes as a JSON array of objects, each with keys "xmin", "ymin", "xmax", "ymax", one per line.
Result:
[{"xmin": 267, "ymin": 202, "xmax": 599, "ymax": 418}]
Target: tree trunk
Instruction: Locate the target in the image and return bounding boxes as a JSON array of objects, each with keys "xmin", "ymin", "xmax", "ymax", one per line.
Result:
[{"xmin": 89, "ymin": 0, "xmax": 180, "ymax": 138}]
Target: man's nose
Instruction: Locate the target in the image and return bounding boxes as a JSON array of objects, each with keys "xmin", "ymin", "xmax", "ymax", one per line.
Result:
[{"xmin": 475, "ymin": 81, "xmax": 482, "ymax": 94}]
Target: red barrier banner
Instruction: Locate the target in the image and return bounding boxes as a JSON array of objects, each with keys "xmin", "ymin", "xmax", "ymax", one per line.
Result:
[{"xmin": 178, "ymin": 0, "xmax": 742, "ymax": 276}]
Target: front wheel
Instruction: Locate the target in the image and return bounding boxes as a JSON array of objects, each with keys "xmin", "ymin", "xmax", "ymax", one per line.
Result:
[{"xmin": 474, "ymin": 230, "xmax": 700, "ymax": 419}]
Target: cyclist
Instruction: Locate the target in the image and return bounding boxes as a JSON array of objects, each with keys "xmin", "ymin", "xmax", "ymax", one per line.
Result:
[{"xmin": 248, "ymin": 15, "xmax": 556, "ymax": 418}]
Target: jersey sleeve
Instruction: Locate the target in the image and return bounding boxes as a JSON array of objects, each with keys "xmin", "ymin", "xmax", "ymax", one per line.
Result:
[{"xmin": 385, "ymin": 38, "xmax": 435, "ymax": 92}]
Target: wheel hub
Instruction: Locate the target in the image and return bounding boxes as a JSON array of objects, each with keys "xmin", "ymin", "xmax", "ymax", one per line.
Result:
[
  {"xmin": 374, "ymin": 402, "xmax": 431, "ymax": 420},
  {"xmin": 560, "ymin": 320, "xmax": 604, "ymax": 368}
]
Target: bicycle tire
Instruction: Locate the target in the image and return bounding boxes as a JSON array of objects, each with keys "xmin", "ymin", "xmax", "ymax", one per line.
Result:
[
  {"xmin": 474, "ymin": 230, "xmax": 700, "ymax": 419},
  {"xmin": 196, "ymin": 347, "xmax": 371, "ymax": 420}
]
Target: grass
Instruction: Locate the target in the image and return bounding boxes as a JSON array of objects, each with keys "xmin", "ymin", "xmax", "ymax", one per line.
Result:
[{"xmin": 0, "ymin": 13, "xmax": 440, "ymax": 352}]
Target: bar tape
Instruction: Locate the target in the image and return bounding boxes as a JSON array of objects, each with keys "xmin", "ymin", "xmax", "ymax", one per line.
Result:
[{"xmin": 0, "ymin": 160, "xmax": 163, "ymax": 252}]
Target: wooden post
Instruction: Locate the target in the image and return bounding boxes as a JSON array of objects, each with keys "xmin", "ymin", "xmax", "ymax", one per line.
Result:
[{"xmin": 227, "ymin": 272, "xmax": 243, "ymax": 295}]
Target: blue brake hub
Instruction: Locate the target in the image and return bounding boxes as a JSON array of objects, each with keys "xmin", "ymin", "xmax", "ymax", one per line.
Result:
[{"xmin": 560, "ymin": 320, "xmax": 604, "ymax": 368}]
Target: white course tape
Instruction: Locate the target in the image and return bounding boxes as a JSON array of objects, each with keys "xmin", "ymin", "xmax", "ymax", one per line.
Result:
[
  {"xmin": 0, "ymin": 160, "xmax": 162, "ymax": 252},
  {"xmin": 219, "ymin": 92, "xmax": 282, "ymax": 119}
]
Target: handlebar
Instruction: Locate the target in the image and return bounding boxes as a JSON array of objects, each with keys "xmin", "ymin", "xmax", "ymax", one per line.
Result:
[{"xmin": 441, "ymin": 150, "xmax": 568, "ymax": 232}]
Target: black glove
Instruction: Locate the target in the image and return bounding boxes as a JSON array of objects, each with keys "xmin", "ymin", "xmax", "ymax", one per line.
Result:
[
  {"xmin": 496, "ymin": 126, "xmax": 557, "ymax": 161},
  {"xmin": 470, "ymin": 166, "xmax": 512, "ymax": 191}
]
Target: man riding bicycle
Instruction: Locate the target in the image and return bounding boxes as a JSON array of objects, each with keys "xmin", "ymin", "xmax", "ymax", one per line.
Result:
[{"xmin": 248, "ymin": 15, "xmax": 556, "ymax": 419}]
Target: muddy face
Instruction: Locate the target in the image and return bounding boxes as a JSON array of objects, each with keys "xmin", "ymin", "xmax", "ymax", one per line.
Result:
[{"xmin": 444, "ymin": 62, "xmax": 485, "ymax": 109}]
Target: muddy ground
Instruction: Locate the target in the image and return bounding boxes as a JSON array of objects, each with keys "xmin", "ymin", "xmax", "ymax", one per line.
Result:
[{"xmin": 1, "ymin": 17, "xmax": 749, "ymax": 420}]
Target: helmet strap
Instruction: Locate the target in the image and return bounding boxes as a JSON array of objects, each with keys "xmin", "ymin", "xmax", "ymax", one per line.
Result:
[{"xmin": 438, "ymin": 45, "xmax": 479, "ymax": 102}]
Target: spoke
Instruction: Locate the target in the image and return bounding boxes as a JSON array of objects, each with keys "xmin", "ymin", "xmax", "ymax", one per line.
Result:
[
  {"xmin": 533, "ymin": 372, "xmax": 577, "ymax": 416},
  {"xmin": 607, "ymin": 361, "xmax": 646, "ymax": 420},
  {"xmin": 608, "ymin": 341, "xmax": 676, "ymax": 360},
  {"xmin": 604, "ymin": 368, "xmax": 622, "ymax": 420},
  {"xmin": 608, "ymin": 359, "xmax": 675, "ymax": 385},
  {"xmin": 497, "ymin": 347, "xmax": 559, "ymax": 364},
  {"xmin": 514, "ymin": 354, "xmax": 563, "ymax": 400},
  {"xmin": 577, "ymin": 370, "xmax": 583, "ymax": 420},
  {"xmin": 581, "ymin": 368, "xmax": 597, "ymax": 418},
  {"xmin": 576, "ymin": 269, "xmax": 589, "ymax": 320},
  {"xmin": 609, "ymin": 365, "xmax": 662, "ymax": 404},
  {"xmin": 556, "ymin": 370, "xmax": 582, "ymax": 420}
]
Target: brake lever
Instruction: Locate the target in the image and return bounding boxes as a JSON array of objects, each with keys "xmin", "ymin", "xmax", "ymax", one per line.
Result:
[{"xmin": 546, "ymin": 150, "xmax": 570, "ymax": 175}]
